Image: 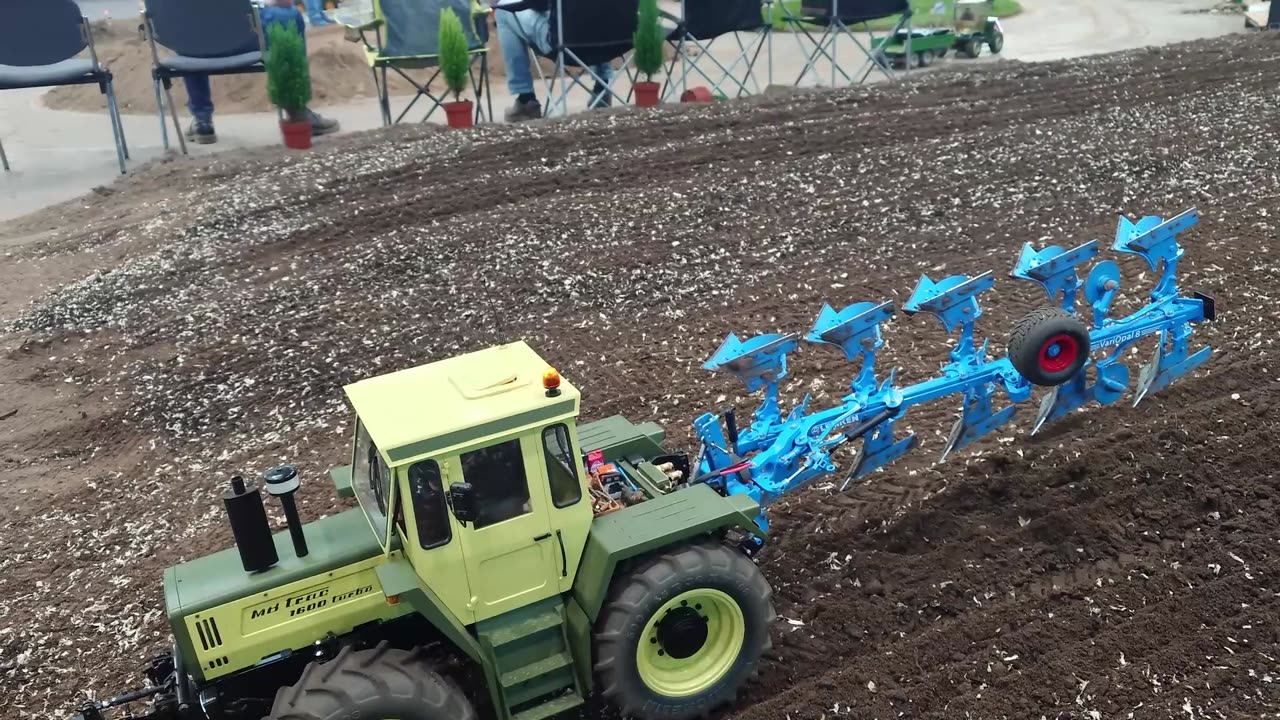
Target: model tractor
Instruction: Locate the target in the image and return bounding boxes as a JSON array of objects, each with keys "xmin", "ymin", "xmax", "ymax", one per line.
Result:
[
  {"xmin": 876, "ymin": 0, "xmax": 1005, "ymax": 69},
  {"xmin": 76, "ymin": 211, "xmax": 1214, "ymax": 720}
]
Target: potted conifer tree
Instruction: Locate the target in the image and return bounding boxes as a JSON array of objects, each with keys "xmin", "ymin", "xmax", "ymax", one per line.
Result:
[
  {"xmin": 265, "ymin": 23, "xmax": 313, "ymax": 149},
  {"xmin": 632, "ymin": 0, "xmax": 664, "ymax": 107},
  {"xmin": 439, "ymin": 7, "xmax": 473, "ymax": 129}
]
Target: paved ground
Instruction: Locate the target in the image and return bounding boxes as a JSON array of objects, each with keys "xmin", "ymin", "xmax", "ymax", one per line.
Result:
[{"xmin": 0, "ymin": 0, "xmax": 1246, "ymax": 222}]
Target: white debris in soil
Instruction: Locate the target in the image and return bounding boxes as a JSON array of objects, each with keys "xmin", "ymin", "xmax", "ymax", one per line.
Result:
[{"xmin": 2, "ymin": 33, "xmax": 1279, "ymax": 719}]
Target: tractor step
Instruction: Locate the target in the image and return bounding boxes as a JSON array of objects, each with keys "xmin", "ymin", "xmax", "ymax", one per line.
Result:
[
  {"xmin": 511, "ymin": 691, "xmax": 584, "ymax": 720},
  {"xmin": 500, "ymin": 651, "xmax": 573, "ymax": 688},
  {"xmin": 480, "ymin": 606, "xmax": 562, "ymax": 648},
  {"xmin": 477, "ymin": 597, "xmax": 585, "ymax": 720}
]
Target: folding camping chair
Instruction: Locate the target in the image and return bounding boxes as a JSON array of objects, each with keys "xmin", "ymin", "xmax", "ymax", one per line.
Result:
[
  {"xmin": 780, "ymin": 0, "xmax": 913, "ymax": 87},
  {"xmin": 661, "ymin": 0, "xmax": 773, "ymax": 102},
  {"xmin": 143, "ymin": 0, "xmax": 268, "ymax": 155},
  {"xmin": 0, "ymin": 0, "xmax": 129, "ymax": 175},
  {"xmin": 343, "ymin": 0, "xmax": 493, "ymax": 126},
  {"xmin": 496, "ymin": 0, "xmax": 639, "ymax": 118}
]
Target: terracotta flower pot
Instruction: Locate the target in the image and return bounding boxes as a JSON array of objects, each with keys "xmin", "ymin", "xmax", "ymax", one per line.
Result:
[
  {"xmin": 280, "ymin": 119, "xmax": 312, "ymax": 150},
  {"xmin": 444, "ymin": 100, "xmax": 474, "ymax": 129},
  {"xmin": 680, "ymin": 86, "xmax": 713, "ymax": 103},
  {"xmin": 634, "ymin": 81, "xmax": 660, "ymax": 108}
]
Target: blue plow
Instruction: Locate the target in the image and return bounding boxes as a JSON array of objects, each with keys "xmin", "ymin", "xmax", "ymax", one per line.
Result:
[{"xmin": 690, "ymin": 210, "xmax": 1216, "ymax": 550}]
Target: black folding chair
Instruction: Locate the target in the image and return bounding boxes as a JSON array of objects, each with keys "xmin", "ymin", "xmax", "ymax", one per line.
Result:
[
  {"xmin": 143, "ymin": 0, "xmax": 267, "ymax": 155},
  {"xmin": 661, "ymin": 0, "xmax": 772, "ymax": 101},
  {"xmin": 781, "ymin": 0, "xmax": 913, "ymax": 86},
  {"xmin": 342, "ymin": 0, "xmax": 493, "ymax": 126},
  {"xmin": 496, "ymin": 0, "xmax": 639, "ymax": 117},
  {"xmin": 0, "ymin": 0, "xmax": 129, "ymax": 174}
]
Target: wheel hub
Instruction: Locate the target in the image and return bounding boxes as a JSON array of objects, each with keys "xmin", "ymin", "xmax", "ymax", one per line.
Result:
[{"xmin": 655, "ymin": 605, "xmax": 709, "ymax": 659}]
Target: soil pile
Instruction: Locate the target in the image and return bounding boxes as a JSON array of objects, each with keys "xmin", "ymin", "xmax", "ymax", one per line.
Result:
[{"xmin": 3, "ymin": 31, "xmax": 1279, "ymax": 720}]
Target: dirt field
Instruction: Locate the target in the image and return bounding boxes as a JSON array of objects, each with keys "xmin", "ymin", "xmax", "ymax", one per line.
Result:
[{"xmin": 2, "ymin": 30, "xmax": 1279, "ymax": 720}]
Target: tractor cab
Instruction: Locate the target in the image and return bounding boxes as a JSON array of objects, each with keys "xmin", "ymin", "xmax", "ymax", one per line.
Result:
[{"xmin": 342, "ymin": 341, "xmax": 593, "ymax": 625}]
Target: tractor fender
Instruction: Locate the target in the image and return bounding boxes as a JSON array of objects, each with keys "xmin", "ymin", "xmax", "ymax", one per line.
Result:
[{"xmin": 571, "ymin": 483, "xmax": 763, "ymax": 622}]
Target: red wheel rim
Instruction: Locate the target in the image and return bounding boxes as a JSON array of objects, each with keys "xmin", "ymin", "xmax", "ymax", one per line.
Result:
[{"xmin": 1038, "ymin": 334, "xmax": 1079, "ymax": 374}]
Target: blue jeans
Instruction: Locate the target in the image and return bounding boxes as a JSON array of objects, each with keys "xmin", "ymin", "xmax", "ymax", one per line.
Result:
[
  {"xmin": 183, "ymin": 6, "xmax": 308, "ymax": 123},
  {"xmin": 495, "ymin": 8, "xmax": 613, "ymax": 97}
]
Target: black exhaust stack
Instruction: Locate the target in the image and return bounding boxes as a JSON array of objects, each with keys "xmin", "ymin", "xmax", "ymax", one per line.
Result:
[
  {"xmin": 264, "ymin": 465, "xmax": 309, "ymax": 558},
  {"xmin": 222, "ymin": 475, "xmax": 278, "ymax": 573}
]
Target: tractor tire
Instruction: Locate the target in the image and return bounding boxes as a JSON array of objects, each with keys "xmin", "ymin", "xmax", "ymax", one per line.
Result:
[
  {"xmin": 988, "ymin": 27, "xmax": 1005, "ymax": 54},
  {"xmin": 1008, "ymin": 307, "xmax": 1090, "ymax": 387},
  {"xmin": 594, "ymin": 541, "xmax": 775, "ymax": 720},
  {"xmin": 267, "ymin": 642, "xmax": 476, "ymax": 720},
  {"xmin": 962, "ymin": 38, "xmax": 982, "ymax": 59}
]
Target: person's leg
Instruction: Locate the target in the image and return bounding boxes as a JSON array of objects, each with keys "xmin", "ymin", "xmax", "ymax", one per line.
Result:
[
  {"xmin": 302, "ymin": 0, "xmax": 334, "ymax": 27},
  {"xmin": 182, "ymin": 75, "xmax": 217, "ymax": 143},
  {"xmin": 496, "ymin": 9, "xmax": 550, "ymax": 120},
  {"xmin": 588, "ymin": 62, "xmax": 615, "ymax": 108},
  {"xmin": 260, "ymin": 4, "xmax": 341, "ymax": 136}
]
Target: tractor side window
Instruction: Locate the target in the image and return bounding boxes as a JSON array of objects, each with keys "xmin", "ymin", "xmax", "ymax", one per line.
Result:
[
  {"xmin": 542, "ymin": 424, "xmax": 582, "ymax": 508},
  {"xmin": 353, "ymin": 420, "xmax": 391, "ymax": 542},
  {"xmin": 409, "ymin": 460, "xmax": 451, "ymax": 549},
  {"xmin": 460, "ymin": 438, "xmax": 531, "ymax": 529}
]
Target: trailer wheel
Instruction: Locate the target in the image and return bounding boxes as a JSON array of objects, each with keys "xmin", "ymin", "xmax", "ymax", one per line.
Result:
[
  {"xmin": 267, "ymin": 642, "xmax": 475, "ymax": 720},
  {"xmin": 918, "ymin": 50, "xmax": 933, "ymax": 67},
  {"xmin": 1008, "ymin": 307, "xmax": 1090, "ymax": 387},
  {"xmin": 595, "ymin": 541, "xmax": 775, "ymax": 720}
]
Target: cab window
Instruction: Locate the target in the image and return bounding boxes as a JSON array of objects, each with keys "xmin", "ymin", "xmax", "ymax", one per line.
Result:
[
  {"xmin": 460, "ymin": 438, "xmax": 531, "ymax": 529},
  {"xmin": 409, "ymin": 460, "xmax": 451, "ymax": 549},
  {"xmin": 352, "ymin": 420, "xmax": 392, "ymax": 541},
  {"xmin": 542, "ymin": 424, "xmax": 582, "ymax": 508}
]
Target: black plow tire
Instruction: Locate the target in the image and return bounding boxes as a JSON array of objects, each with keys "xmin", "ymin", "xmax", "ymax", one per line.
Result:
[
  {"xmin": 267, "ymin": 641, "xmax": 476, "ymax": 720},
  {"xmin": 594, "ymin": 541, "xmax": 775, "ymax": 720},
  {"xmin": 1008, "ymin": 307, "xmax": 1091, "ymax": 387}
]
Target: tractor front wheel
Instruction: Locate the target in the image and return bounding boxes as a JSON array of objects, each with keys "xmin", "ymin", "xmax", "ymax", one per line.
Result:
[
  {"xmin": 1008, "ymin": 307, "xmax": 1090, "ymax": 387},
  {"xmin": 267, "ymin": 642, "xmax": 475, "ymax": 720},
  {"xmin": 595, "ymin": 541, "xmax": 775, "ymax": 720},
  {"xmin": 988, "ymin": 26, "xmax": 1005, "ymax": 54}
]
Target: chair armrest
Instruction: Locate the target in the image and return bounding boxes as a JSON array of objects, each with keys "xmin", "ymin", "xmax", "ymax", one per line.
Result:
[{"xmin": 343, "ymin": 16, "xmax": 384, "ymax": 32}]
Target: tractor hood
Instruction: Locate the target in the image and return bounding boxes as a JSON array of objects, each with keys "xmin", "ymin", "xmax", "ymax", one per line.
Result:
[{"xmin": 163, "ymin": 508, "xmax": 392, "ymax": 620}]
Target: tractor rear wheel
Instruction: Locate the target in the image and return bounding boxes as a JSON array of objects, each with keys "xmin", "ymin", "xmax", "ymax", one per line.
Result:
[
  {"xmin": 1008, "ymin": 307, "xmax": 1090, "ymax": 387},
  {"xmin": 594, "ymin": 541, "xmax": 775, "ymax": 720},
  {"xmin": 267, "ymin": 642, "xmax": 475, "ymax": 720},
  {"xmin": 962, "ymin": 37, "xmax": 983, "ymax": 59}
]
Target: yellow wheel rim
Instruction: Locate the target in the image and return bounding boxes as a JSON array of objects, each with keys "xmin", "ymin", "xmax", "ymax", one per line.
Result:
[{"xmin": 635, "ymin": 589, "xmax": 745, "ymax": 698}]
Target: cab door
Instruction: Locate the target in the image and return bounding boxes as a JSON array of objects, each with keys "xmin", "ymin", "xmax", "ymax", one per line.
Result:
[
  {"xmin": 399, "ymin": 458, "xmax": 475, "ymax": 626},
  {"xmin": 451, "ymin": 433, "xmax": 561, "ymax": 622}
]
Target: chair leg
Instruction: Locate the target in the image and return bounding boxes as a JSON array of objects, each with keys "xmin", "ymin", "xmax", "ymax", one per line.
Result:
[
  {"xmin": 0, "ymin": 138, "xmax": 10, "ymax": 172},
  {"xmin": 105, "ymin": 83, "xmax": 127, "ymax": 174},
  {"xmin": 162, "ymin": 80, "xmax": 188, "ymax": 155},
  {"xmin": 153, "ymin": 77, "xmax": 170, "ymax": 150},
  {"xmin": 110, "ymin": 87, "xmax": 130, "ymax": 160}
]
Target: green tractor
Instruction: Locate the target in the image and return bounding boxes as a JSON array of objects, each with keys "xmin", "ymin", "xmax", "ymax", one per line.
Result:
[
  {"xmin": 76, "ymin": 341, "xmax": 774, "ymax": 720},
  {"xmin": 875, "ymin": 0, "xmax": 1005, "ymax": 69}
]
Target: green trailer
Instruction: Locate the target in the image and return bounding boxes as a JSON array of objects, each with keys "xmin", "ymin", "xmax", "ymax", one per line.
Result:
[{"xmin": 875, "ymin": 0, "xmax": 1005, "ymax": 69}]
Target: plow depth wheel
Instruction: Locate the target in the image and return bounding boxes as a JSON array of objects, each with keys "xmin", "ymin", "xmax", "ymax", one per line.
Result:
[
  {"xmin": 595, "ymin": 542, "xmax": 774, "ymax": 720},
  {"xmin": 1008, "ymin": 307, "xmax": 1090, "ymax": 387}
]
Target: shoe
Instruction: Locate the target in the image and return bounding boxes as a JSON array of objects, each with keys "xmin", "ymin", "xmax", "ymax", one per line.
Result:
[
  {"xmin": 184, "ymin": 120, "xmax": 217, "ymax": 144},
  {"xmin": 589, "ymin": 84, "xmax": 612, "ymax": 109},
  {"xmin": 308, "ymin": 110, "xmax": 340, "ymax": 136},
  {"xmin": 504, "ymin": 97, "xmax": 542, "ymax": 123}
]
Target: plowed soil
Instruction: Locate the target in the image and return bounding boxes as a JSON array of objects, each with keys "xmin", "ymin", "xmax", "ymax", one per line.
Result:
[{"xmin": 3, "ymin": 31, "xmax": 1279, "ymax": 720}]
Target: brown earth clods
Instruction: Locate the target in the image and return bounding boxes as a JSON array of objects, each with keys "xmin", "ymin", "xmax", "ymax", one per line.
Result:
[{"xmin": 3, "ymin": 30, "xmax": 1280, "ymax": 720}]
